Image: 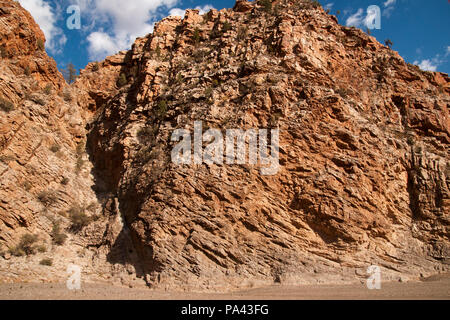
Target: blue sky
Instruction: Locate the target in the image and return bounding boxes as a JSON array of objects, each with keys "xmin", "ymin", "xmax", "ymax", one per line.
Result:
[{"xmin": 17, "ymin": 0, "xmax": 450, "ymax": 75}]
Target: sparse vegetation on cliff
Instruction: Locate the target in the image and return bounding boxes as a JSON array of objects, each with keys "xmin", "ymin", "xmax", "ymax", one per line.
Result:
[
  {"xmin": 9, "ymin": 234, "xmax": 39, "ymax": 256},
  {"xmin": 0, "ymin": 97, "xmax": 14, "ymax": 112}
]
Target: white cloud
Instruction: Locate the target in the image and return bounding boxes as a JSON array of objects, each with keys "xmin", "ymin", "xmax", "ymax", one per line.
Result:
[
  {"xmin": 324, "ymin": 3, "xmax": 334, "ymax": 11},
  {"xmin": 413, "ymin": 59, "xmax": 437, "ymax": 72},
  {"xmin": 413, "ymin": 46, "xmax": 450, "ymax": 72},
  {"xmin": 86, "ymin": 31, "xmax": 124, "ymax": 61},
  {"xmin": 17, "ymin": 0, "xmax": 66, "ymax": 54},
  {"xmin": 383, "ymin": 0, "xmax": 396, "ymax": 17},
  {"xmin": 169, "ymin": 5, "xmax": 215, "ymax": 17},
  {"xmin": 70, "ymin": 0, "xmax": 180, "ymax": 60},
  {"xmin": 346, "ymin": 8, "xmax": 364, "ymax": 28},
  {"xmin": 169, "ymin": 8, "xmax": 186, "ymax": 17}
]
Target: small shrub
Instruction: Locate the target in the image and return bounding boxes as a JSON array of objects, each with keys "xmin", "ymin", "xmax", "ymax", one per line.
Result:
[
  {"xmin": 43, "ymin": 83, "xmax": 52, "ymax": 95},
  {"xmin": 0, "ymin": 97, "xmax": 14, "ymax": 112},
  {"xmin": 193, "ymin": 28, "xmax": 201, "ymax": 45},
  {"xmin": 155, "ymin": 46, "xmax": 161, "ymax": 58},
  {"xmin": 51, "ymin": 220, "xmax": 67, "ymax": 245},
  {"xmin": 50, "ymin": 144, "xmax": 60, "ymax": 153},
  {"xmin": 117, "ymin": 73, "xmax": 127, "ymax": 87},
  {"xmin": 26, "ymin": 93, "xmax": 46, "ymax": 106},
  {"xmin": 36, "ymin": 39, "xmax": 45, "ymax": 51},
  {"xmin": 37, "ymin": 190, "xmax": 58, "ymax": 207},
  {"xmin": 9, "ymin": 246, "xmax": 25, "ymax": 257},
  {"xmin": 61, "ymin": 177, "xmax": 69, "ymax": 185},
  {"xmin": 259, "ymin": 0, "xmax": 272, "ymax": 13},
  {"xmin": 336, "ymin": 88, "xmax": 348, "ymax": 99},
  {"xmin": 92, "ymin": 62, "xmax": 99, "ymax": 72},
  {"xmin": 175, "ymin": 73, "xmax": 184, "ymax": 84},
  {"xmin": 63, "ymin": 89, "xmax": 72, "ymax": 102},
  {"xmin": 205, "ymin": 87, "xmax": 213, "ymax": 98},
  {"xmin": 407, "ymin": 135, "xmax": 414, "ymax": 146},
  {"xmin": 310, "ymin": 0, "xmax": 321, "ymax": 8},
  {"xmin": 40, "ymin": 258, "xmax": 52, "ymax": 266},
  {"xmin": 10, "ymin": 233, "xmax": 38, "ymax": 256},
  {"xmin": 237, "ymin": 27, "xmax": 248, "ymax": 41},
  {"xmin": 157, "ymin": 100, "xmax": 167, "ymax": 118},
  {"xmin": 23, "ymin": 180, "xmax": 32, "ymax": 191},
  {"xmin": 37, "ymin": 245, "xmax": 47, "ymax": 253},
  {"xmin": 24, "ymin": 66, "xmax": 31, "ymax": 76},
  {"xmin": 0, "ymin": 155, "xmax": 15, "ymax": 163},
  {"xmin": 385, "ymin": 39, "xmax": 393, "ymax": 48},
  {"xmin": 75, "ymin": 157, "xmax": 84, "ymax": 173},
  {"xmin": 57, "ymin": 210, "xmax": 67, "ymax": 218},
  {"xmin": 222, "ymin": 21, "xmax": 232, "ymax": 33},
  {"xmin": 0, "ymin": 46, "xmax": 7, "ymax": 58},
  {"xmin": 76, "ymin": 141, "xmax": 85, "ymax": 155},
  {"xmin": 68, "ymin": 205, "xmax": 92, "ymax": 231},
  {"xmin": 86, "ymin": 202, "xmax": 97, "ymax": 213}
]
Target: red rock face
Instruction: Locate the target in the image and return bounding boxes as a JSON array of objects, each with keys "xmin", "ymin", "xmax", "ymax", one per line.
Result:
[
  {"xmin": 0, "ymin": 0, "xmax": 64, "ymax": 91},
  {"xmin": 0, "ymin": 0, "xmax": 449, "ymax": 290}
]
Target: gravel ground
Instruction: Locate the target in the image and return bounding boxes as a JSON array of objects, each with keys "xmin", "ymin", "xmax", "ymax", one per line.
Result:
[{"xmin": 0, "ymin": 275, "xmax": 449, "ymax": 300}]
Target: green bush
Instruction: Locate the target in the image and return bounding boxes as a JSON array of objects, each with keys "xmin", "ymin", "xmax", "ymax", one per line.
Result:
[
  {"xmin": 0, "ymin": 97, "xmax": 14, "ymax": 112},
  {"xmin": 39, "ymin": 258, "xmax": 52, "ymax": 266}
]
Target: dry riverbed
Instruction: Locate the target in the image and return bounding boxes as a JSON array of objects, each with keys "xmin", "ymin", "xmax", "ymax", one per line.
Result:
[{"xmin": 0, "ymin": 275, "xmax": 449, "ymax": 300}]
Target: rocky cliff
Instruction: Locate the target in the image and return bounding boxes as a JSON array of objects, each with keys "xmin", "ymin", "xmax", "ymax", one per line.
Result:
[{"xmin": 0, "ymin": 0, "xmax": 448, "ymax": 291}]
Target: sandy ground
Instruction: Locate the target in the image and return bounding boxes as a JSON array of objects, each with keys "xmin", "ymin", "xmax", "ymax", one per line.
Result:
[{"xmin": 0, "ymin": 275, "xmax": 449, "ymax": 300}]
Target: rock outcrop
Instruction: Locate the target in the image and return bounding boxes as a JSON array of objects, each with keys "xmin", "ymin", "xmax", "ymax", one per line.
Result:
[{"xmin": 0, "ymin": 0, "xmax": 448, "ymax": 291}]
